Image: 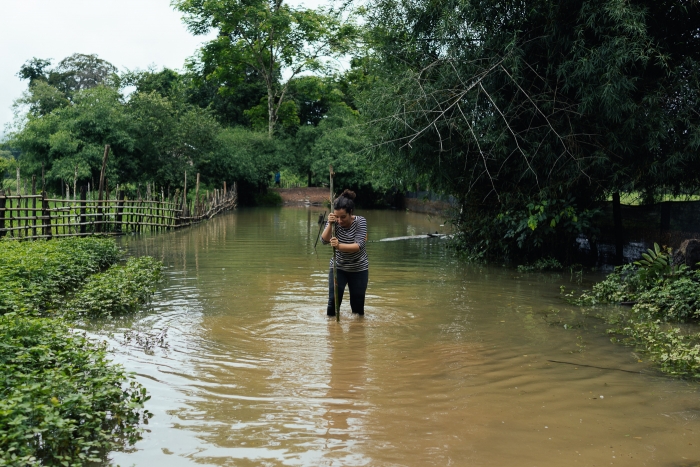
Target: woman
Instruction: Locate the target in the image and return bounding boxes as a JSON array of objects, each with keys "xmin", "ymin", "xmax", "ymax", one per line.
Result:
[{"xmin": 321, "ymin": 190, "xmax": 369, "ymax": 316}]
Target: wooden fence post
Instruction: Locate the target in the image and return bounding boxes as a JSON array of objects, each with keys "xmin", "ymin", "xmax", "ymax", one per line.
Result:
[
  {"xmin": 96, "ymin": 145, "xmax": 110, "ymax": 232},
  {"xmin": 0, "ymin": 190, "xmax": 6, "ymax": 238},
  {"xmin": 195, "ymin": 173, "xmax": 200, "ymax": 218},
  {"xmin": 116, "ymin": 190, "xmax": 124, "ymax": 233},
  {"xmin": 42, "ymin": 191, "xmax": 51, "ymax": 238},
  {"xmin": 31, "ymin": 176, "xmax": 37, "ymax": 237},
  {"xmin": 80, "ymin": 186, "xmax": 87, "ymax": 234},
  {"xmin": 182, "ymin": 171, "xmax": 188, "ymax": 218}
]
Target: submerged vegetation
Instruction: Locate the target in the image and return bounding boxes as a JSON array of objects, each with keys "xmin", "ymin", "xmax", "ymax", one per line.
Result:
[
  {"xmin": 569, "ymin": 245, "xmax": 700, "ymax": 378},
  {"xmin": 0, "ymin": 238, "xmax": 162, "ymax": 464}
]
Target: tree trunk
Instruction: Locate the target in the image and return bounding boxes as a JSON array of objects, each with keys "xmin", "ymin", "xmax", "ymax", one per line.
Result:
[
  {"xmin": 612, "ymin": 192, "xmax": 624, "ymax": 265},
  {"xmin": 268, "ymin": 89, "xmax": 275, "ymax": 138}
]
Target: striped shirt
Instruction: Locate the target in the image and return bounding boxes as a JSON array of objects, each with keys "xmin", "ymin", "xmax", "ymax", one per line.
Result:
[{"xmin": 322, "ymin": 215, "xmax": 369, "ymax": 272}]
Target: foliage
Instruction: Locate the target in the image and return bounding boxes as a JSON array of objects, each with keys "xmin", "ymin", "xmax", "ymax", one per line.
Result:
[
  {"xmin": 0, "ymin": 238, "xmax": 162, "ymax": 463},
  {"xmin": 633, "ymin": 243, "xmax": 675, "ymax": 283},
  {"xmin": 495, "ymin": 195, "xmax": 601, "ymax": 259},
  {"xmin": 17, "ymin": 54, "xmax": 118, "ymax": 106},
  {"xmin": 634, "ymin": 272, "xmax": 700, "ymax": 323},
  {"xmin": 254, "ymin": 191, "xmax": 283, "ymax": 207},
  {"xmin": 360, "ymin": 0, "xmax": 700, "ymax": 260},
  {"xmin": 11, "ymin": 84, "xmax": 135, "ymax": 191},
  {"xmin": 612, "ymin": 320, "xmax": 700, "ymax": 379},
  {"xmin": 0, "ymin": 314, "xmax": 151, "ymax": 466},
  {"xmin": 174, "ymin": 0, "xmax": 360, "ymax": 136},
  {"xmin": 67, "ymin": 256, "xmax": 163, "ymax": 318},
  {"xmin": 574, "ymin": 260, "xmax": 700, "ymax": 378},
  {"xmin": 0, "ymin": 149, "xmax": 16, "ymax": 178},
  {"xmin": 517, "ymin": 257, "xmax": 563, "ymax": 273},
  {"xmin": 0, "ymin": 238, "xmax": 121, "ymax": 316},
  {"xmin": 202, "ymin": 127, "xmax": 282, "ymax": 193},
  {"xmin": 127, "ymin": 90, "xmax": 221, "ymax": 189}
]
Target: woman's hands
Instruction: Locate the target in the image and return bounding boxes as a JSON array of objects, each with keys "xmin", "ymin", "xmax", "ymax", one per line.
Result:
[
  {"xmin": 330, "ymin": 237, "xmax": 339, "ymax": 248},
  {"xmin": 327, "ymin": 212, "xmax": 337, "ymax": 223}
]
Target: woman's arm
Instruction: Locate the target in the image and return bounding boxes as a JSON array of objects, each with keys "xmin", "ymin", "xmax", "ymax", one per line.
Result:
[
  {"xmin": 332, "ymin": 240, "xmax": 360, "ymax": 253},
  {"xmin": 320, "ymin": 216, "xmax": 333, "ymax": 243}
]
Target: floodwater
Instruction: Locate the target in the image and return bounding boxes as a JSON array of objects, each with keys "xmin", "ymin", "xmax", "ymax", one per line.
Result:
[{"xmin": 93, "ymin": 208, "xmax": 699, "ymax": 466}]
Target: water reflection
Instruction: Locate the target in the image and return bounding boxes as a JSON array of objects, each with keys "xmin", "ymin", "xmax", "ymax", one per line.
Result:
[
  {"xmin": 322, "ymin": 321, "xmax": 368, "ymax": 462},
  {"xmin": 99, "ymin": 208, "xmax": 700, "ymax": 467}
]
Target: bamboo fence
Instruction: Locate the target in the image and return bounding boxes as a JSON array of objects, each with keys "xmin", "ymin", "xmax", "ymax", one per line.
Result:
[{"xmin": 0, "ymin": 179, "xmax": 237, "ymax": 240}]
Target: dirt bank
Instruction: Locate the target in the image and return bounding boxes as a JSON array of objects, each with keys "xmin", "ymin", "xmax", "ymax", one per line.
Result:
[{"xmin": 270, "ymin": 187, "xmax": 329, "ymax": 206}]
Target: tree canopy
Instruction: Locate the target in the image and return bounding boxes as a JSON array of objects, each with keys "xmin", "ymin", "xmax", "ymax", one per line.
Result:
[
  {"xmin": 5, "ymin": 0, "xmax": 699, "ymax": 223},
  {"xmin": 174, "ymin": 0, "xmax": 359, "ymax": 136},
  {"xmin": 359, "ymin": 0, "xmax": 700, "ymax": 258}
]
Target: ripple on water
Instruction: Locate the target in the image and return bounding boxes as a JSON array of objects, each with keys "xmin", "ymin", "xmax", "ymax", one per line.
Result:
[{"xmin": 90, "ymin": 208, "xmax": 700, "ymax": 467}]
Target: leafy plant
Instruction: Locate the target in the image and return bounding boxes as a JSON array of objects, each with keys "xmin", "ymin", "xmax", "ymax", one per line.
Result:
[
  {"xmin": 517, "ymin": 257, "xmax": 564, "ymax": 272},
  {"xmin": 573, "ymin": 257, "xmax": 700, "ymax": 378},
  {"xmin": 67, "ymin": 256, "xmax": 163, "ymax": 318},
  {"xmin": 611, "ymin": 320, "xmax": 700, "ymax": 378},
  {"xmin": 0, "ymin": 238, "xmax": 121, "ymax": 316},
  {"xmin": 0, "ymin": 314, "xmax": 151, "ymax": 465},
  {"xmin": 0, "ymin": 238, "xmax": 163, "ymax": 463},
  {"xmin": 634, "ymin": 243, "xmax": 673, "ymax": 283},
  {"xmin": 253, "ymin": 191, "xmax": 284, "ymax": 207}
]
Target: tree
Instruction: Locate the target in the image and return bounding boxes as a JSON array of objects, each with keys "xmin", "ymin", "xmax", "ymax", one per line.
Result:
[
  {"xmin": 11, "ymin": 85, "xmax": 134, "ymax": 191},
  {"xmin": 128, "ymin": 90, "xmax": 221, "ymax": 189},
  {"xmin": 360, "ymin": 0, "xmax": 700, "ymax": 259},
  {"xmin": 51, "ymin": 54, "xmax": 118, "ymax": 96},
  {"xmin": 16, "ymin": 54, "xmax": 118, "ymax": 117},
  {"xmin": 174, "ymin": 0, "xmax": 359, "ymax": 137}
]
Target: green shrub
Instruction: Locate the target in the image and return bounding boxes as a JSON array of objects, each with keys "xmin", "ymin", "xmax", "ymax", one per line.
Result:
[
  {"xmin": 67, "ymin": 256, "xmax": 163, "ymax": 318},
  {"xmin": 254, "ymin": 191, "xmax": 283, "ymax": 207},
  {"xmin": 573, "ymin": 260, "xmax": 700, "ymax": 378},
  {"xmin": 573, "ymin": 263, "xmax": 642, "ymax": 305},
  {"xmin": 0, "ymin": 314, "xmax": 151, "ymax": 466},
  {"xmin": 0, "ymin": 238, "xmax": 121, "ymax": 316},
  {"xmin": 0, "ymin": 238, "xmax": 162, "ymax": 463},
  {"xmin": 517, "ymin": 257, "xmax": 563, "ymax": 272},
  {"xmin": 612, "ymin": 320, "xmax": 700, "ymax": 378}
]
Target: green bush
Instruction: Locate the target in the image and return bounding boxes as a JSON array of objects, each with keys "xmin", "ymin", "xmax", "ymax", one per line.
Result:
[
  {"xmin": 254, "ymin": 191, "xmax": 283, "ymax": 207},
  {"xmin": 0, "ymin": 238, "xmax": 121, "ymax": 316},
  {"xmin": 0, "ymin": 238, "xmax": 163, "ymax": 464},
  {"xmin": 517, "ymin": 257, "xmax": 563, "ymax": 272},
  {"xmin": 67, "ymin": 256, "xmax": 163, "ymax": 318},
  {"xmin": 0, "ymin": 314, "xmax": 151, "ymax": 466},
  {"xmin": 613, "ymin": 321, "xmax": 700, "ymax": 378},
  {"xmin": 573, "ymin": 261, "xmax": 700, "ymax": 378}
]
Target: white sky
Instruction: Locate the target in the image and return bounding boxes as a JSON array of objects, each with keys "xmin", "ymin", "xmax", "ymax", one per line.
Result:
[
  {"xmin": 0, "ymin": 0, "xmax": 217, "ymax": 134},
  {"xmin": 0, "ymin": 0, "xmax": 331, "ymax": 137}
]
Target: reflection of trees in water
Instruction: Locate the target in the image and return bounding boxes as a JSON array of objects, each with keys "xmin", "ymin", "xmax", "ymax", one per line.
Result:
[
  {"xmin": 322, "ymin": 320, "xmax": 368, "ymax": 456},
  {"xmin": 121, "ymin": 213, "xmax": 236, "ymax": 272}
]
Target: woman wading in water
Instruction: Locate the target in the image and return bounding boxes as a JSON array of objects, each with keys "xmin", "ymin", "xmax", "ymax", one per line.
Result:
[{"xmin": 321, "ymin": 190, "xmax": 369, "ymax": 316}]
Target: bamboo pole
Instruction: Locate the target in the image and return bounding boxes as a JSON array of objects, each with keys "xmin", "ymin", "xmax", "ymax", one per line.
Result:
[
  {"xmin": 97, "ymin": 145, "xmax": 110, "ymax": 232},
  {"xmin": 194, "ymin": 172, "xmax": 199, "ymax": 216},
  {"xmin": 330, "ymin": 165, "xmax": 339, "ymax": 321},
  {"xmin": 31, "ymin": 176, "xmax": 37, "ymax": 237},
  {"xmin": 0, "ymin": 190, "xmax": 6, "ymax": 238}
]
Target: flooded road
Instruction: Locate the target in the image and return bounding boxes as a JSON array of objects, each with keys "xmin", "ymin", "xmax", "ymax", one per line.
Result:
[{"xmin": 95, "ymin": 208, "xmax": 699, "ymax": 466}]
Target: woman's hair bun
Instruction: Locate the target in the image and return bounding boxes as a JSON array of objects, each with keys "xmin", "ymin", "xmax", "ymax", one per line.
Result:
[{"xmin": 341, "ymin": 189, "xmax": 356, "ymax": 200}]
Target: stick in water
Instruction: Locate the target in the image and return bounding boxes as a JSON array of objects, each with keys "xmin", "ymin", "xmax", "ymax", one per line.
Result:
[
  {"xmin": 330, "ymin": 165, "xmax": 339, "ymax": 321},
  {"xmin": 313, "ymin": 211, "xmax": 326, "ymax": 251}
]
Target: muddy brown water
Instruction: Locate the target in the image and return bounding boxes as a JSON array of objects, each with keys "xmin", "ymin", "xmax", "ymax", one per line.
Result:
[{"xmin": 90, "ymin": 208, "xmax": 699, "ymax": 466}]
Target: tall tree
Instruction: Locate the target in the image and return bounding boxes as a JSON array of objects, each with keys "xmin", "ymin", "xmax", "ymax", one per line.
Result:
[
  {"xmin": 361, "ymin": 0, "xmax": 700, "ymax": 259},
  {"xmin": 174, "ymin": 0, "xmax": 359, "ymax": 137}
]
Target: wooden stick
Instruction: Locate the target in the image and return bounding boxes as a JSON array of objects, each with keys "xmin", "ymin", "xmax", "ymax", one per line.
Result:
[
  {"xmin": 97, "ymin": 145, "xmax": 110, "ymax": 232},
  {"xmin": 330, "ymin": 165, "xmax": 339, "ymax": 321}
]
